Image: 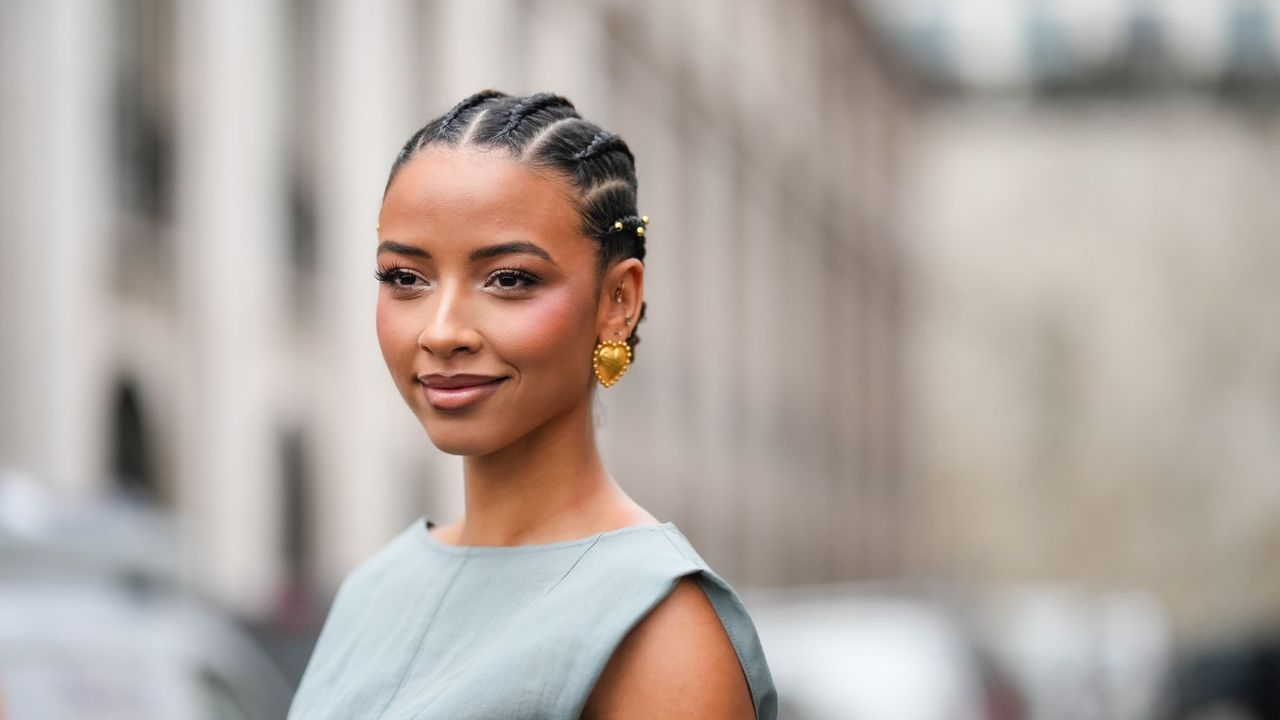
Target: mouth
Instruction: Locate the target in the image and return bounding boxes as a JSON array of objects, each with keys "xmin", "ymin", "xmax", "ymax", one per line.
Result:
[{"xmin": 417, "ymin": 376, "xmax": 508, "ymax": 412}]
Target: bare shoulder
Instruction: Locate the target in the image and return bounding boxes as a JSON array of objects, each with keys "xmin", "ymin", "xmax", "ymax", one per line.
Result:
[{"xmin": 581, "ymin": 575, "xmax": 756, "ymax": 720}]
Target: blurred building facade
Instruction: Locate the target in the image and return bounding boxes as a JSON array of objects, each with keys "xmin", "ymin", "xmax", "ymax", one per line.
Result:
[
  {"xmin": 0, "ymin": 0, "xmax": 908, "ymax": 618},
  {"xmin": 868, "ymin": 1, "xmax": 1280, "ymax": 644}
]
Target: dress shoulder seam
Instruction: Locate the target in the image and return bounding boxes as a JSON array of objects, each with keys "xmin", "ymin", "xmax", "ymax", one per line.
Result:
[
  {"xmin": 658, "ymin": 525, "xmax": 709, "ymax": 570},
  {"xmin": 540, "ymin": 533, "xmax": 604, "ymax": 597}
]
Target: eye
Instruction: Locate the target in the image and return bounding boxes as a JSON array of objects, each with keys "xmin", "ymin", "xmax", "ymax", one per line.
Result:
[
  {"xmin": 485, "ymin": 268, "xmax": 542, "ymax": 294},
  {"xmin": 374, "ymin": 266, "xmax": 426, "ymax": 291}
]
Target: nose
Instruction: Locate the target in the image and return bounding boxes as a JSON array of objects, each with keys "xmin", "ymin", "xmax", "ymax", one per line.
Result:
[{"xmin": 416, "ymin": 280, "xmax": 483, "ymax": 358}]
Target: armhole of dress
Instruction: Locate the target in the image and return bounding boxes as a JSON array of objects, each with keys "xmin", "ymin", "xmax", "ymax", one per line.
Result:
[
  {"xmin": 657, "ymin": 529, "xmax": 777, "ymax": 719},
  {"xmin": 583, "ymin": 569, "xmax": 772, "ymax": 720},
  {"xmin": 686, "ymin": 570, "xmax": 778, "ymax": 720}
]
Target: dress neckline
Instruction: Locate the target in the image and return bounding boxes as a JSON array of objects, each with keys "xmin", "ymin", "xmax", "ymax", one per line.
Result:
[{"xmin": 416, "ymin": 514, "xmax": 677, "ymax": 555}]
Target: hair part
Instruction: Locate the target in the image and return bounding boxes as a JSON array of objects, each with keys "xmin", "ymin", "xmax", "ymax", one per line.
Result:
[{"xmin": 385, "ymin": 90, "xmax": 648, "ymax": 359}]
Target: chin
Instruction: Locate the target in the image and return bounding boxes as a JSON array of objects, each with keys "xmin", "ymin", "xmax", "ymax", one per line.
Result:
[{"xmin": 420, "ymin": 418, "xmax": 510, "ymax": 457}]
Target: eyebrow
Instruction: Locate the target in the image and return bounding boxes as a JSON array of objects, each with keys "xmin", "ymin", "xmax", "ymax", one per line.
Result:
[{"xmin": 376, "ymin": 239, "xmax": 555, "ymax": 265}]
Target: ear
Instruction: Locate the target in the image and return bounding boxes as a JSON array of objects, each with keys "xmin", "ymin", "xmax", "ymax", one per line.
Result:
[{"xmin": 595, "ymin": 258, "xmax": 645, "ymax": 344}]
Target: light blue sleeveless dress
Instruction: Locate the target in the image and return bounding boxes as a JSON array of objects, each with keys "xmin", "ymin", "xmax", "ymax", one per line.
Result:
[{"xmin": 287, "ymin": 515, "xmax": 777, "ymax": 719}]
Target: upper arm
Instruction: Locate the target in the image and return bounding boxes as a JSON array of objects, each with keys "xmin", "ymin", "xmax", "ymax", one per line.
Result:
[{"xmin": 581, "ymin": 575, "xmax": 756, "ymax": 720}]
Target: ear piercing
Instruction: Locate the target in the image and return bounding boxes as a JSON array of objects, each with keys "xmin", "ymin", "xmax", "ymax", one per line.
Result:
[{"xmin": 615, "ymin": 287, "xmax": 632, "ymax": 325}]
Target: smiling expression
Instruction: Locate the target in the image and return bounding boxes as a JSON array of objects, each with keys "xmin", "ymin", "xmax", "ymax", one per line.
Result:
[{"xmin": 375, "ymin": 145, "xmax": 611, "ymax": 456}]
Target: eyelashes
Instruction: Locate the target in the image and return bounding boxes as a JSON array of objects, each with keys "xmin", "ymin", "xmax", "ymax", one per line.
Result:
[
  {"xmin": 487, "ymin": 267, "xmax": 542, "ymax": 291},
  {"xmin": 374, "ymin": 266, "xmax": 543, "ymax": 294},
  {"xmin": 373, "ymin": 266, "xmax": 419, "ymax": 287}
]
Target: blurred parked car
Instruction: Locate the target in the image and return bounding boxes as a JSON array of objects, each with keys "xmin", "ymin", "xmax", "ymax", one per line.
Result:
[
  {"xmin": 745, "ymin": 579, "xmax": 1172, "ymax": 720},
  {"xmin": 1168, "ymin": 629, "xmax": 1280, "ymax": 720},
  {"xmin": 958, "ymin": 583, "xmax": 1172, "ymax": 720},
  {"xmin": 0, "ymin": 469, "xmax": 293, "ymax": 720},
  {"xmin": 745, "ymin": 582, "xmax": 1017, "ymax": 720}
]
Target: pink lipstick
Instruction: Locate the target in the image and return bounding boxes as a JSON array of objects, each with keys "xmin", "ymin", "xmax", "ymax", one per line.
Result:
[{"xmin": 418, "ymin": 374, "xmax": 507, "ymax": 411}]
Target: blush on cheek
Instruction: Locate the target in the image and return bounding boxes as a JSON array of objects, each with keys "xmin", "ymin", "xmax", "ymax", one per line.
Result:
[
  {"xmin": 375, "ymin": 300, "xmax": 416, "ymax": 367},
  {"xmin": 374, "ymin": 301, "xmax": 395, "ymax": 351},
  {"xmin": 492, "ymin": 295, "xmax": 590, "ymax": 361}
]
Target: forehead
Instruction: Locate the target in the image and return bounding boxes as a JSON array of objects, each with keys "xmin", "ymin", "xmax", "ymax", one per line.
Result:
[{"xmin": 380, "ymin": 145, "xmax": 588, "ymax": 252}]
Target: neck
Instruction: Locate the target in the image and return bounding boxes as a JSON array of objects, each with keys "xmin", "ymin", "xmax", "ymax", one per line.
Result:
[{"xmin": 455, "ymin": 391, "xmax": 649, "ymax": 546}]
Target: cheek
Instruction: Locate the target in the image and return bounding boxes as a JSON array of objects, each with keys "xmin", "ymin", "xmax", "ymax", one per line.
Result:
[
  {"xmin": 375, "ymin": 298, "xmax": 416, "ymax": 365},
  {"xmin": 492, "ymin": 293, "xmax": 593, "ymax": 370}
]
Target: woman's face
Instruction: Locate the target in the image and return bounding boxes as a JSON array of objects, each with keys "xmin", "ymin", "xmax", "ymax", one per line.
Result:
[{"xmin": 375, "ymin": 145, "xmax": 610, "ymax": 456}]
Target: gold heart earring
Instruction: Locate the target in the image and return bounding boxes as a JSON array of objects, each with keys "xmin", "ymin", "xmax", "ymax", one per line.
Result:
[{"xmin": 594, "ymin": 288, "xmax": 634, "ymax": 388}]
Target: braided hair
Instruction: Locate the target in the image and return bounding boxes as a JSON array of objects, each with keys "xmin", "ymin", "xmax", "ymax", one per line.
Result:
[{"xmin": 384, "ymin": 90, "xmax": 649, "ymax": 359}]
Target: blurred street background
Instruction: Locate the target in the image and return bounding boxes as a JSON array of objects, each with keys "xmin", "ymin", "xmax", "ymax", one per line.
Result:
[{"xmin": 2, "ymin": 1, "xmax": 1279, "ymax": 718}]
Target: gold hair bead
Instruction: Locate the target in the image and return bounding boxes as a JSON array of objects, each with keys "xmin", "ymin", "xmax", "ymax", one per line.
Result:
[
  {"xmin": 613, "ymin": 221, "xmax": 624, "ymax": 231},
  {"xmin": 641, "ymin": 215, "xmax": 649, "ymax": 224},
  {"xmin": 636, "ymin": 226, "xmax": 645, "ymax": 237}
]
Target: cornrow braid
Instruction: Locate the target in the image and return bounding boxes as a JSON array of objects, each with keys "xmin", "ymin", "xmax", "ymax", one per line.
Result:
[
  {"xmin": 572, "ymin": 131, "xmax": 633, "ymax": 164},
  {"xmin": 389, "ymin": 125, "xmax": 431, "ymax": 175},
  {"xmin": 384, "ymin": 90, "xmax": 649, "ymax": 362},
  {"xmin": 497, "ymin": 92, "xmax": 575, "ymax": 139},
  {"xmin": 438, "ymin": 89, "xmax": 508, "ymax": 136},
  {"xmin": 610, "ymin": 214, "xmax": 648, "ymax": 232},
  {"xmin": 384, "ymin": 89, "xmax": 508, "ymax": 193}
]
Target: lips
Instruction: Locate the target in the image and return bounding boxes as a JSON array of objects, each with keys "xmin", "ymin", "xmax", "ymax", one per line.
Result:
[
  {"xmin": 420, "ymin": 373, "xmax": 506, "ymax": 389},
  {"xmin": 418, "ymin": 374, "xmax": 507, "ymax": 411}
]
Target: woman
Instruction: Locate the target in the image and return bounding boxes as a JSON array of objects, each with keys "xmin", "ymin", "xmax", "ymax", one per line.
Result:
[{"xmin": 287, "ymin": 90, "xmax": 778, "ymax": 719}]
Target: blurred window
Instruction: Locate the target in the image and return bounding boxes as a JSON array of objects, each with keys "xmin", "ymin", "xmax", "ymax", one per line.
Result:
[
  {"xmin": 111, "ymin": 379, "xmax": 159, "ymax": 504},
  {"xmin": 112, "ymin": 0, "xmax": 176, "ymax": 223}
]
